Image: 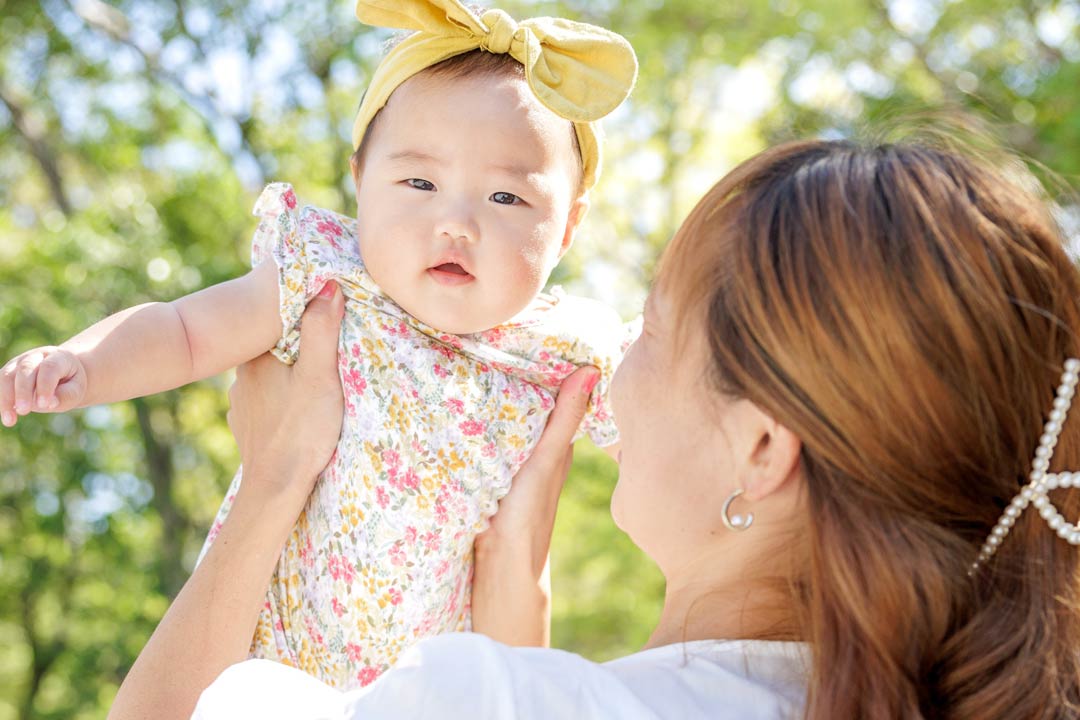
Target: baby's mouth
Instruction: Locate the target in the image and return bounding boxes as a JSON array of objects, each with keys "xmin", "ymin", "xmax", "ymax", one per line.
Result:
[
  {"xmin": 433, "ymin": 263, "xmax": 469, "ymax": 276},
  {"xmin": 427, "ymin": 262, "xmax": 476, "ymax": 286}
]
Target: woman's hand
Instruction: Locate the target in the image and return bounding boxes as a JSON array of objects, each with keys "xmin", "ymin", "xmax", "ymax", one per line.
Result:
[
  {"xmin": 228, "ymin": 281, "xmax": 346, "ymax": 500},
  {"xmin": 108, "ymin": 282, "xmax": 345, "ymax": 720},
  {"xmin": 472, "ymin": 366, "xmax": 601, "ymax": 647}
]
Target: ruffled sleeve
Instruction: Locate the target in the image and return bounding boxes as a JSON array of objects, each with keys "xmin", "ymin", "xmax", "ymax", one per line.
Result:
[
  {"xmin": 250, "ymin": 182, "xmax": 361, "ymax": 364},
  {"xmin": 573, "ymin": 312, "xmax": 639, "ymax": 448}
]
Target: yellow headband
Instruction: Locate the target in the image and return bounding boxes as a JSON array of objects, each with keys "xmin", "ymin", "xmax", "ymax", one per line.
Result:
[{"xmin": 352, "ymin": 0, "xmax": 638, "ymax": 191}]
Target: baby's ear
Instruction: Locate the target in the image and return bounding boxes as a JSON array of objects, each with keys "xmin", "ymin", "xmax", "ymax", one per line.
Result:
[
  {"xmin": 349, "ymin": 152, "xmax": 362, "ymax": 185},
  {"xmin": 559, "ymin": 194, "xmax": 590, "ymax": 259}
]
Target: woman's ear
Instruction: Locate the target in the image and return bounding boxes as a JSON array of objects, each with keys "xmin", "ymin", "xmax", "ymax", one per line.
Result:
[{"xmin": 738, "ymin": 404, "xmax": 802, "ymax": 502}]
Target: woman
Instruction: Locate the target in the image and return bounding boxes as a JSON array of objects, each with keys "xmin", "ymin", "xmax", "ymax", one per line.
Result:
[{"xmin": 111, "ymin": 137, "xmax": 1080, "ymax": 719}]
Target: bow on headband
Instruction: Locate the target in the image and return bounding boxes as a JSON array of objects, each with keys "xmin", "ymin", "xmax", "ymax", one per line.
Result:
[{"xmin": 352, "ymin": 0, "xmax": 638, "ymax": 190}]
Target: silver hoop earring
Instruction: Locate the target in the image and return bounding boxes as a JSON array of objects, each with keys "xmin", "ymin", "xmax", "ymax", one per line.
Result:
[{"xmin": 722, "ymin": 488, "xmax": 754, "ymax": 531}]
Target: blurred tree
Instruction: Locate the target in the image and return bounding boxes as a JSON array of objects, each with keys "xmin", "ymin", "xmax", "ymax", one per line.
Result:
[{"xmin": 1, "ymin": 0, "xmax": 1078, "ymax": 716}]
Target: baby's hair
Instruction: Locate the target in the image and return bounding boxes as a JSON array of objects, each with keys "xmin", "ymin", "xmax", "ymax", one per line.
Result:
[{"xmin": 352, "ymin": 48, "xmax": 585, "ymax": 192}]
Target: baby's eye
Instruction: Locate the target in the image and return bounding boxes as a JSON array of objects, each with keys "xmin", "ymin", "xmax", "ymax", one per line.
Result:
[
  {"xmin": 490, "ymin": 192, "xmax": 522, "ymax": 205},
  {"xmin": 406, "ymin": 178, "xmax": 435, "ymax": 191}
]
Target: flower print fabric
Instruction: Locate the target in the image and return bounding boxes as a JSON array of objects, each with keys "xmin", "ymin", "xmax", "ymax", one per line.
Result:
[{"xmin": 200, "ymin": 183, "xmax": 634, "ymax": 691}]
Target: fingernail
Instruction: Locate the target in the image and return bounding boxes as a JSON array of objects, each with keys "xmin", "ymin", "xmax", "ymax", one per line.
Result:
[
  {"xmin": 584, "ymin": 371, "xmax": 601, "ymax": 395},
  {"xmin": 47, "ymin": 396, "xmax": 59, "ymax": 409},
  {"xmin": 318, "ymin": 282, "xmax": 337, "ymax": 299},
  {"xmin": 1, "ymin": 411, "xmax": 13, "ymax": 427},
  {"xmin": 36, "ymin": 396, "xmax": 49, "ymax": 410},
  {"xmin": 14, "ymin": 400, "xmax": 28, "ymax": 414}
]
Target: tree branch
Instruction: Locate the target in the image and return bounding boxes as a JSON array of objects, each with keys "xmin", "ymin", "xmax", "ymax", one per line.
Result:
[{"xmin": 0, "ymin": 84, "xmax": 73, "ymax": 216}]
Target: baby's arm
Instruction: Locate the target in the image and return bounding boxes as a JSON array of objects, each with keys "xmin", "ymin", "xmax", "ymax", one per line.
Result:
[{"xmin": 0, "ymin": 261, "xmax": 282, "ymax": 426}]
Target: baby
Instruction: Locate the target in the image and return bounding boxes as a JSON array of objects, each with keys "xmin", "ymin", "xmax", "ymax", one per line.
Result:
[{"xmin": 0, "ymin": 0, "xmax": 637, "ymax": 690}]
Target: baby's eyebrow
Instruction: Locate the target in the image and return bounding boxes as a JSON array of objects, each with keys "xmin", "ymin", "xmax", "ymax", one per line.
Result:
[
  {"xmin": 489, "ymin": 162, "xmax": 544, "ymax": 183},
  {"xmin": 387, "ymin": 150, "xmax": 439, "ymax": 164}
]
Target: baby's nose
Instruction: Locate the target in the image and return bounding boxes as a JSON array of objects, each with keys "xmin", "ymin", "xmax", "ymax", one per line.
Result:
[{"xmin": 436, "ymin": 203, "xmax": 480, "ymax": 244}]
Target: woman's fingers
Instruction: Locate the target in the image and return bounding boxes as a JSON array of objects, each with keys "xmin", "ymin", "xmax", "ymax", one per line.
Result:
[
  {"xmin": 530, "ymin": 367, "xmax": 600, "ymax": 474},
  {"xmin": 293, "ymin": 282, "xmax": 345, "ymax": 392},
  {"xmin": 485, "ymin": 366, "xmax": 600, "ymax": 533}
]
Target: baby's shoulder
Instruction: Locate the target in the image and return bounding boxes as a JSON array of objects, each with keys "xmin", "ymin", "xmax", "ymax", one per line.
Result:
[
  {"xmin": 480, "ymin": 288, "xmax": 629, "ymax": 362},
  {"xmin": 252, "ymin": 182, "xmax": 363, "ymax": 269},
  {"xmin": 533, "ymin": 287, "xmax": 625, "ymax": 339}
]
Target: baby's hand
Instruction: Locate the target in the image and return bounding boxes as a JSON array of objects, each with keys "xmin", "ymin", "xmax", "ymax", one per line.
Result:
[{"xmin": 0, "ymin": 346, "xmax": 87, "ymax": 427}]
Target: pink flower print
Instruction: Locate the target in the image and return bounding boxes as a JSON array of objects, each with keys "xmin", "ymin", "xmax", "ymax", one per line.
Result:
[
  {"xmin": 376, "ymin": 486, "xmax": 390, "ymax": 509},
  {"xmin": 402, "ymin": 468, "xmax": 420, "ymax": 491},
  {"xmin": 435, "ymin": 559, "xmax": 451, "ymax": 580},
  {"xmin": 331, "ymin": 597, "xmax": 346, "ymax": 618},
  {"xmin": 316, "ymin": 219, "xmax": 343, "ymax": 237},
  {"xmin": 404, "ymin": 526, "xmax": 418, "ymax": 544},
  {"xmin": 421, "ymin": 530, "xmax": 441, "ymax": 552},
  {"xmin": 433, "ymin": 363, "xmax": 450, "ymax": 379},
  {"xmin": 481, "ymin": 441, "xmax": 497, "ymax": 459},
  {"xmin": 382, "ymin": 449, "xmax": 401, "ymax": 470},
  {"xmin": 553, "ymin": 361, "xmax": 575, "ymax": 375},
  {"xmin": 478, "ymin": 363, "xmax": 490, "ymax": 373},
  {"xmin": 435, "ymin": 345, "xmax": 456, "ymax": 362},
  {"xmin": 388, "ymin": 544, "xmax": 405, "ymax": 567},
  {"xmin": 459, "ymin": 419, "xmax": 485, "ymax": 436},
  {"xmin": 282, "ymin": 188, "xmax": 297, "ymax": 209},
  {"xmin": 327, "ymin": 554, "xmax": 355, "ymax": 584},
  {"xmin": 303, "ymin": 615, "xmax": 325, "ymax": 646},
  {"xmin": 386, "ymin": 321, "xmax": 409, "ymax": 338},
  {"xmin": 298, "ymin": 535, "xmax": 314, "ymax": 563},
  {"xmin": 388, "ymin": 587, "xmax": 403, "ymax": 606},
  {"xmin": 346, "ymin": 643, "xmax": 364, "ymax": 663},
  {"xmin": 539, "ymin": 350, "xmax": 552, "ymax": 361},
  {"xmin": 315, "ymin": 221, "xmax": 343, "ymax": 251},
  {"xmin": 350, "ymin": 344, "xmax": 361, "ymax": 358},
  {"xmin": 434, "ymin": 500, "xmax": 448, "ymax": 524},
  {"xmin": 388, "ymin": 468, "xmax": 404, "ymax": 492},
  {"xmin": 343, "ymin": 368, "xmax": 367, "ymax": 396},
  {"xmin": 207, "ymin": 520, "xmax": 223, "ymax": 545},
  {"xmin": 357, "ymin": 666, "xmax": 380, "ymax": 687},
  {"xmin": 446, "ymin": 398, "xmax": 464, "ymax": 415},
  {"xmin": 438, "ymin": 334, "xmax": 464, "ymax": 350}
]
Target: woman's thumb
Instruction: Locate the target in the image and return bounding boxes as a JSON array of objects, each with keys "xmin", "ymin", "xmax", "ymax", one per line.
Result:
[{"xmin": 295, "ymin": 282, "xmax": 345, "ymax": 376}]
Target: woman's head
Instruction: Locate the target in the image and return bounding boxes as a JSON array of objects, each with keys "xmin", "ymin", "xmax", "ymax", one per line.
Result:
[{"xmin": 614, "ymin": 136, "xmax": 1080, "ymax": 717}]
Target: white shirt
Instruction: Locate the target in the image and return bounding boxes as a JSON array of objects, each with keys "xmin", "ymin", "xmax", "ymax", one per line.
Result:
[{"xmin": 193, "ymin": 632, "xmax": 809, "ymax": 719}]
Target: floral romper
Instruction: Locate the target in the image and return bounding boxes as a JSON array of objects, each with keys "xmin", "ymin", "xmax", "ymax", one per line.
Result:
[{"xmin": 200, "ymin": 184, "xmax": 635, "ymax": 690}]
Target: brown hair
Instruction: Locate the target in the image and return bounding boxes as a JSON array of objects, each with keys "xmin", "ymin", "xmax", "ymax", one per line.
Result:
[
  {"xmin": 352, "ymin": 49, "xmax": 583, "ymax": 189},
  {"xmin": 659, "ymin": 137, "xmax": 1080, "ymax": 718}
]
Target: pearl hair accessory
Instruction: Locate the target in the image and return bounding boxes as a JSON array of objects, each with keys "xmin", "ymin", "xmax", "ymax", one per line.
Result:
[{"xmin": 969, "ymin": 358, "xmax": 1080, "ymax": 576}]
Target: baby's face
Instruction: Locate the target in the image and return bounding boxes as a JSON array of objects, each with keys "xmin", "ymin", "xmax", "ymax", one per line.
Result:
[{"xmin": 351, "ymin": 70, "xmax": 587, "ymax": 335}]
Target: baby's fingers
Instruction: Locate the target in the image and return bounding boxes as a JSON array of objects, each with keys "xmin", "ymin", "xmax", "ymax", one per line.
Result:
[
  {"xmin": 0, "ymin": 359, "xmax": 17, "ymax": 427},
  {"xmin": 13, "ymin": 351, "xmax": 45, "ymax": 416},
  {"xmin": 35, "ymin": 351, "xmax": 80, "ymax": 411}
]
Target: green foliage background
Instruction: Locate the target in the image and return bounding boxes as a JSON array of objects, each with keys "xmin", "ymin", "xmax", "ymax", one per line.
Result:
[{"xmin": 1, "ymin": 0, "xmax": 1078, "ymax": 716}]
